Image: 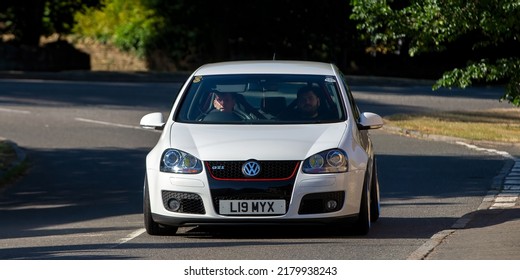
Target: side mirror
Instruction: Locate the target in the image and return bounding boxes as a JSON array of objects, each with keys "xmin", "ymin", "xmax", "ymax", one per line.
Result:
[
  {"xmin": 358, "ymin": 112, "xmax": 383, "ymax": 130},
  {"xmin": 140, "ymin": 112, "xmax": 165, "ymax": 130}
]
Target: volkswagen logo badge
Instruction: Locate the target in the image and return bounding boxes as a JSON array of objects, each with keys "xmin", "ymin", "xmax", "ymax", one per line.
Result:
[{"xmin": 242, "ymin": 161, "xmax": 261, "ymax": 177}]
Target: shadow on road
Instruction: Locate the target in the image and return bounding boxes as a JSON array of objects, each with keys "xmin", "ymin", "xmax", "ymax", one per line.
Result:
[
  {"xmin": 0, "ymin": 147, "xmax": 147, "ymax": 240},
  {"xmin": 459, "ymin": 208, "xmax": 520, "ymax": 230},
  {"xmin": 0, "ymin": 143, "xmax": 512, "ymax": 259}
]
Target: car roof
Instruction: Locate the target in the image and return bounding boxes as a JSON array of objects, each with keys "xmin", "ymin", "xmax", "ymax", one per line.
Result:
[{"xmin": 193, "ymin": 61, "xmax": 337, "ymax": 76}]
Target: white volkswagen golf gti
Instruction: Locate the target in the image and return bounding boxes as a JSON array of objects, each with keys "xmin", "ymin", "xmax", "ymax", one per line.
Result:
[{"xmin": 140, "ymin": 61, "xmax": 383, "ymax": 235}]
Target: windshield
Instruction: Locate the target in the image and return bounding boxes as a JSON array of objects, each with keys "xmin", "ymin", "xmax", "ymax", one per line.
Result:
[{"xmin": 175, "ymin": 74, "xmax": 346, "ymax": 124}]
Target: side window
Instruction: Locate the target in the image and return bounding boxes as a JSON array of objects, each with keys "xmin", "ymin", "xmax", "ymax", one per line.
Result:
[{"xmin": 340, "ymin": 73, "xmax": 361, "ymax": 121}]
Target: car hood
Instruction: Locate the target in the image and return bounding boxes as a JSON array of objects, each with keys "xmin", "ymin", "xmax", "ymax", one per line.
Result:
[{"xmin": 169, "ymin": 123, "xmax": 347, "ymax": 161}]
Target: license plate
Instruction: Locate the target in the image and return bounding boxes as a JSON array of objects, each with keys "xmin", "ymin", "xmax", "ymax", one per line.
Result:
[{"xmin": 219, "ymin": 200, "xmax": 286, "ymax": 215}]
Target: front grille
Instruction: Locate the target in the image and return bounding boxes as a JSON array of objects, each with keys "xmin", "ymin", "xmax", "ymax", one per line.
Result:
[
  {"xmin": 162, "ymin": 191, "xmax": 205, "ymax": 214},
  {"xmin": 298, "ymin": 191, "xmax": 345, "ymax": 214},
  {"xmin": 206, "ymin": 161, "xmax": 299, "ymax": 180}
]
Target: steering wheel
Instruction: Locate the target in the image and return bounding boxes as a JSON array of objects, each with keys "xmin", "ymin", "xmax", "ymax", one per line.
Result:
[{"xmin": 233, "ymin": 108, "xmax": 253, "ymax": 120}]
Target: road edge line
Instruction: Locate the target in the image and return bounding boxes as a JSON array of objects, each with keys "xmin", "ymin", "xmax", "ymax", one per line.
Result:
[{"xmin": 406, "ymin": 140, "xmax": 516, "ymax": 260}]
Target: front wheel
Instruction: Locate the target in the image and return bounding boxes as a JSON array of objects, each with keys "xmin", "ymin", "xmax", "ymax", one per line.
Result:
[
  {"xmin": 353, "ymin": 183, "xmax": 371, "ymax": 235},
  {"xmin": 144, "ymin": 177, "xmax": 178, "ymax": 235},
  {"xmin": 370, "ymin": 160, "xmax": 381, "ymax": 222}
]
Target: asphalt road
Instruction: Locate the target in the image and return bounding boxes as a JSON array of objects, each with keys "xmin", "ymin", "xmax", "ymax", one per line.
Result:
[{"xmin": 0, "ymin": 78, "xmax": 511, "ymax": 259}]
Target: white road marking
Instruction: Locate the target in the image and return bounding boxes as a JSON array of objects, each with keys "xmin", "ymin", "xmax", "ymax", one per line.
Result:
[
  {"xmin": 111, "ymin": 228, "xmax": 146, "ymax": 248},
  {"xmin": 454, "ymin": 142, "xmax": 520, "ymax": 209},
  {"xmin": 73, "ymin": 117, "xmax": 156, "ymax": 247},
  {"xmin": 409, "ymin": 142, "xmax": 519, "ymax": 259},
  {"xmin": 490, "ymin": 158, "xmax": 520, "ymax": 209},
  {"xmin": 490, "ymin": 202, "xmax": 517, "ymax": 209},
  {"xmin": 455, "ymin": 141, "xmax": 514, "ymax": 159},
  {"xmin": 75, "ymin": 117, "xmax": 160, "ymax": 133},
  {"xmin": 0, "ymin": 107, "xmax": 31, "ymax": 114}
]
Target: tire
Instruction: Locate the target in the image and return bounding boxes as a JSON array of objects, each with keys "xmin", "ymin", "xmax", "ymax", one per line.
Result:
[
  {"xmin": 144, "ymin": 177, "xmax": 178, "ymax": 235},
  {"xmin": 370, "ymin": 160, "xmax": 381, "ymax": 222},
  {"xmin": 354, "ymin": 181, "xmax": 371, "ymax": 235}
]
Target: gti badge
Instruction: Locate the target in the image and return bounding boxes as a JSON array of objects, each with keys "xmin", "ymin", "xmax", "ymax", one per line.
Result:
[{"xmin": 242, "ymin": 161, "xmax": 261, "ymax": 177}]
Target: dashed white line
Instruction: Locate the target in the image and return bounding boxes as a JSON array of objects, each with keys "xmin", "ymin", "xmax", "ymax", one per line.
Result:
[
  {"xmin": 490, "ymin": 158, "xmax": 520, "ymax": 209},
  {"xmin": 409, "ymin": 142, "xmax": 519, "ymax": 259},
  {"xmin": 75, "ymin": 117, "xmax": 140, "ymax": 129},
  {"xmin": 111, "ymin": 228, "xmax": 146, "ymax": 248},
  {"xmin": 0, "ymin": 107, "xmax": 31, "ymax": 114},
  {"xmin": 75, "ymin": 117, "xmax": 160, "ymax": 133},
  {"xmin": 490, "ymin": 203, "xmax": 517, "ymax": 209},
  {"xmin": 454, "ymin": 141, "xmax": 520, "ymax": 209}
]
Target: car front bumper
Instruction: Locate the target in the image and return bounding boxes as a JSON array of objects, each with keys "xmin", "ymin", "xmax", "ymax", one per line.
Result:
[{"xmin": 146, "ymin": 167, "xmax": 366, "ymax": 227}]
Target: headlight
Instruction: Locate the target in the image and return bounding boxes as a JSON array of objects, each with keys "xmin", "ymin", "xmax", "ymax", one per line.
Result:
[
  {"xmin": 160, "ymin": 149, "xmax": 203, "ymax": 174},
  {"xmin": 302, "ymin": 149, "xmax": 348, "ymax": 174}
]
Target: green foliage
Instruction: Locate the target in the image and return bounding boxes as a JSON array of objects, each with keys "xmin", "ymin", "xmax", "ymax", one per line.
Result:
[
  {"xmin": 351, "ymin": 0, "xmax": 520, "ymax": 106},
  {"xmin": 73, "ymin": 0, "xmax": 163, "ymax": 57},
  {"xmin": 434, "ymin": 58, "xmax": 520, "ymax": 106},
  {"xmin": 350, "ymin": 0, "xmax": 399, "ymax": 54},
  {"xmin": 43, "ymin": 0, "xmax": 100, "ymax": 35}
]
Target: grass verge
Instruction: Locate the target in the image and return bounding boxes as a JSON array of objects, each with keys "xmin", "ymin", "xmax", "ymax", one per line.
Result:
[
  {"xmin": 0, "ymin": 140, "xmax": 28, "ymax": 188},
  {"xmin": 384, "ymin": 108, "xmax": 520, "ymax": 143}
]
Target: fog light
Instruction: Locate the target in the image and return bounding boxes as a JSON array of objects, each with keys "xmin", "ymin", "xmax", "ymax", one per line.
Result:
[
  {"xmin": 326, "ymin": 200, "xmax": 338, "ymax": 210},
  {"xmin": 168, "ymin": 199, "xmax": 181, "ymax": 211}
]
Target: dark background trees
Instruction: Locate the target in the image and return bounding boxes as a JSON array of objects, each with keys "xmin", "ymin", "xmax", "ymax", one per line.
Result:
[
  {"xmin": 0, "ymin": 0, "xmax": 100, "ymax": 45},
  {"xmin": 0, "ymin": 0, "xmax": 398, "ymax": 74},
  {"xmin": 74, "ymin": 0, "xmax": 360, "ymax": 71},
  {"xmin": 1, "ymin": 0, "xmax": 519, "ymax": 105},
  {"xmin": 0, "ymin": 0, "xmax": 100, "ymax": 71}
]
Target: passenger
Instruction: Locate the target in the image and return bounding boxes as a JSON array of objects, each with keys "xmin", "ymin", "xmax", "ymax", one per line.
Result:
[{"xmin": 280, "ymin": 86, "xmax": 322, "ymax": 120}]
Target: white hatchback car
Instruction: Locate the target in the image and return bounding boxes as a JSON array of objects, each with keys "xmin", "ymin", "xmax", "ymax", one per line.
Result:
[{"xmin": 140, "ymin": 61, "xmax": 383, "ymax": 235}]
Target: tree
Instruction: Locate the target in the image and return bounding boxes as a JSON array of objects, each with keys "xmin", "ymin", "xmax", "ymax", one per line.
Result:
[
  {"xmin": 1, "ymin": 0, "xmax": 46, "ymax": 46},
  {"xmin": 0, "ymin": 0, "xmax": 100, "ymax": 46},
  {"xmin": 74, "ymin": 0, "xmax": 357, "ymax": 71},
  {"xmin": 74, "ymin": 0, "xmax": 162, "ymax": 57},
  {"xmin": 350, "ymin": 0, "xmax": 520, "ymax": 106},
  {"xmin": 152, "ymin": 0, "xmax": 358, "ymax": 70}
]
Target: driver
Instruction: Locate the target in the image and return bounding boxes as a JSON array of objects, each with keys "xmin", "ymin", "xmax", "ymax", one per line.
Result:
[
  {"xmin": 200, "ymin": 91, "xmax": 250, "ymax": 121},
  {"xmin": 213, "ymin": 91, "xmax": 237, "ymax": 113}
]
